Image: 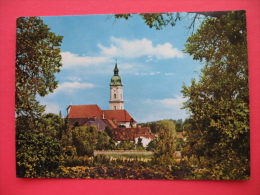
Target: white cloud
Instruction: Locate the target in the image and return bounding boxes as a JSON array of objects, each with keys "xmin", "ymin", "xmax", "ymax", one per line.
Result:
[
  {"xmin": 135, "ymin": 72, "xmax": 175, "ymax": 76},
  {"xmin": 43, "ymin": 82, "xmax": 94, "ymax": 97},
  {"xmin": 132, "ymin": 95, "xmax": 189, "ymax": 122},
  {"xmin": 98, "ymin": 37, "xmax": 184, "ymax": 59},
  {"xmin": 145, "ymin": 55, "xmax": 155, "ymax": 62},
  {"xmin": 61, "ymin": 52, "xmax": 111, "ymax": 69},
  {"xmin": 56, "ymin": 82, "xmax": 94, "ymax": 94},
  {"xmin": 155, "ymin": 95, "xmax": 188, "ymax": 107},
  {"xmin": 135, "ymin": 72, "xmax": 161, "ymax": 76},
  {"xmin": 62, "ymin": 76, "xmax": 82, "ymax": 81},
  {"xmin": 165, "ymin": 73, "xmax": 175, "ymax": 76}
]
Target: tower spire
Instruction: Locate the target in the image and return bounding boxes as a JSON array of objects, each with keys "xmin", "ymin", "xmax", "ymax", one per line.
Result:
[
  {"xmin": 109, "ymin": 61, "xmax": 124, "ymax": 110},
  {"xmin": 114, "ymin": 60, "xmax": 119, "ymax": 76}
]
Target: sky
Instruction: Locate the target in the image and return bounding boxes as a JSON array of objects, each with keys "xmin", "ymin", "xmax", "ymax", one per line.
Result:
[{"xmin": 37, "ymin": 13, "xmax": 204, "ymax": 123}]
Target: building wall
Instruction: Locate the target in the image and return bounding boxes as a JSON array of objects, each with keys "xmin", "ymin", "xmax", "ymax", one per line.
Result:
[
  {"xmin": 117, "ymin": 121, "xmax": 137, "ymax": 128},
  {"xmin": 110, "ymin": 86, "xmax": 124, "ymax": 110},
  {"xmin": 109, "ymin": 102, "xmax": 124, "ymax": 110}
]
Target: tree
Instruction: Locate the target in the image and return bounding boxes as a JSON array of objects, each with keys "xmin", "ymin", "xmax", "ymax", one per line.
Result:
[
  {"xmin": 182, "ymin": 11, "xmax": 249, "ymax": 179},
  {"xmin": 72, "ymin": 126, "xmax": 98, "ymax": 156},
  {"xmin": 146, "ymin": 139, "xmax": 156, "ymax": 151},
  {"xmin": 152, "ymin": 120, "xmax": 176, "ymax": 164},
  {"xmin": 96, "ymin": 131, "xmax": 110, "ymax": 150},
  {"xmin": 16, "ymin": 17, "xmax": 63, "ymax": 123},
  {"xmin": 37, "ymin": 113, "xmax": 63, "ymax": 139},
  {"xmin": 117, "ymin": 141, "xmax": 135, "ymax": 150},
  {"xmin": 114, "ymin": 12, "xmax": 230, "ymax": 31},
  {"xmin": 136, "ymin": 137, "xmax": 144, "ymax": 150},
  {"xmin": 115, "ymin": 13, "xmax": 181, "ymax": 30},
  {"xmin": 16, "ymin": 129, "xmax": 63, "ymax": 178},
  {"xmin": 173, "ymin": 119, "xmax": 183, "ymax": 132},
  {"xmin": 116, "ymin": 10, "xmax": 249, "ymax": 179}
]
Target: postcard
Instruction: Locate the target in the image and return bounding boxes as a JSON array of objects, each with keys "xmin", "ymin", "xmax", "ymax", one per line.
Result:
[{"xmin": 16, "ymin": 11, "xmax": 249, "ymax": 180}]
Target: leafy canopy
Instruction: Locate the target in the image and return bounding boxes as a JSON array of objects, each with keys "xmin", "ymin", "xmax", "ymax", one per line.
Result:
[
  {"xmin": 182, "ymin": 10, "xmax": 249, "ymax": 179},
  {"xmin": 16, "ymin": 17, "xmax": 63, "ymax": 120}
]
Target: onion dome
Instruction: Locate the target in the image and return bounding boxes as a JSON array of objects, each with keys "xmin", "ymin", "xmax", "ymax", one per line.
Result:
[{"xmin": 110, "ymin": 63, "xmax": 123, "ymax": 86}]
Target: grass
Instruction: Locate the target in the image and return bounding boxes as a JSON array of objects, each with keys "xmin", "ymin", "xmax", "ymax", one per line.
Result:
[{"xmin": 94, "ymin": 150, "xmax": 153, "ymax": 160}]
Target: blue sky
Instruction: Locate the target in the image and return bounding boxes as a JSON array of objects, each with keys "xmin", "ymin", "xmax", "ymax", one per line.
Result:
[{"xmin": 38, "ymin": 13, "xmax": 204, "ymax": 123}]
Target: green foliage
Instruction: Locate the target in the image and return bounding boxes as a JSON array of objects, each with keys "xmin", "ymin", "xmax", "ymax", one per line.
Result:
[
  {"xmin": 104, "ymin": 126, "xmax": 117, "ymax": 149},
  {"xmin": 152, "ymin": 120, "xmax": 177, "ymax": 164},
  {"xmin": 58, "ymin": 156, "xmax": 175, "ymax": 179},
  {"xmin": 115, "ymin": 13, "xmax": 181, "ymax": 30},
  {"xmin": 61, "ymin": 127, "xmax": 73, "ymax": 147},
  {"xmin": 16, "ymin": 129, "xmax": 63, "ymax": 178},
  {"xmin": 182, "ymin": 11, "xmax": 249, "ymax": 179},
  {"xmin": 64, "ymin": 156, "xmax": 91, "ymax": 167},
  {"xmin": 136, "ymin": 137, "xmax": 144, "ymax": 150},
  {"xmin": 72, "ymin": 126, "xmax": 98, "ymax": 156},
  {"xmin": 105, "ymin": 126, "xmax": 113, "ymax": 137},
  {"xmin": 37, "ymin": 113, "xmax": 63, "ymax": 139},
  {"xmin": 62, "ymin": 146, "xmax": 77, "ymax": 157},
  {"xmin": 97, "ymin": 153, "xmax": 153, "ymax": 160},
  {"xmin": 146, "ymin": 139, "xmax": 156, "ymax": 151},
  {"xmin": 176, "ymin": 138, "xmax": 185, "ymax": 151},
  {"xmin": 16, "ymin": 17, "xmax": 63, "ymax": 119},
  {"xmin": 96, "ymin": 131, "xmax": 110, "ymax": 150},
  {"xmin": 16, "ymin": 113, "xmax": 64, "ymax": 178},
  {"xmin": 173, "ymin": 119, "xmax": 183, "ymax": 132},
  {"xmin": 117, "ymin": 141, "xmax": 135, "ymax": 150},
  {"xmin": 139, "ymin": 118, "xmax": 184, "ymax": 133}
]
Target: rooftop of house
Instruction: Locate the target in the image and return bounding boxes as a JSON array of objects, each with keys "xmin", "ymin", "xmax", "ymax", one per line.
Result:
[
  {"xmin": 112, "ymin": 127, "xmax": 155, "ymax": 141},
  {"xmin": 68, "ymin": 104, "xmax": 103, "ymax": 118},
  {"xmin": 67, "ymin": 104, "xmax": 136, "ymax": 123},
  {"xmin": 102, "ymin": 118, "xmax": 118, "ymax": 129},
  {"xmin": 103, "ymin": 110, "xmax": 136, "ymax": 123}
]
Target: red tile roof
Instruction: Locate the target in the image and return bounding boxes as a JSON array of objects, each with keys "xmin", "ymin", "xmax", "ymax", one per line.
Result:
[
  {"xmin": 103, "ymin": 110, "xmax": 136, "ymax": 123},
  {"xmin": 102, "ymin": 118, "xmax": 118, "ymax": 129},
  {"xmin": 68, "ymin": 105, "xmax": 103, "ymax": 118},
  {"xmin": 112, "ymin": 127, "xmax": 155, "ymax": 141},
  {"xmin": 67, "ymin": 105, "xmax": 136, "ymax": 124}
]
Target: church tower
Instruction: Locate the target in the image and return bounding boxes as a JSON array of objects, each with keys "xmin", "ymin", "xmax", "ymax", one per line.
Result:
[{"xmin": 109, "ymin": 62, "xmax": 124, "ymax": 110}]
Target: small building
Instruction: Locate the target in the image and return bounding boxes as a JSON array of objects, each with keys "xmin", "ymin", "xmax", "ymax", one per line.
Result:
[{"xmin": 112, "ymin": 127, "xmax": 156, "ymax": 147}]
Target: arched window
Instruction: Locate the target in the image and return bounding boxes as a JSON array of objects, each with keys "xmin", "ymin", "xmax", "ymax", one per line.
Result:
[
  {"xmin": 114, "ymin": 106, "xmax": 116, "ymax": 110},
  {"xmin": 114, "ymin": 94, "xmax": 116, "ymax": 99}
]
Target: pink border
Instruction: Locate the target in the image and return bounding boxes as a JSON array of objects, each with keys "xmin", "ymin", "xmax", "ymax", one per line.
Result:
[{"xmin": 0, "ymin": 0, "xmax": 259, "ymax": 195}]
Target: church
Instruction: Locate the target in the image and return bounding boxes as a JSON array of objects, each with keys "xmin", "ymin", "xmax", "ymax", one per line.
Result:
[{"xmin": 66, "ymin": 62, "xmax": 155, "ymax": 147}]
